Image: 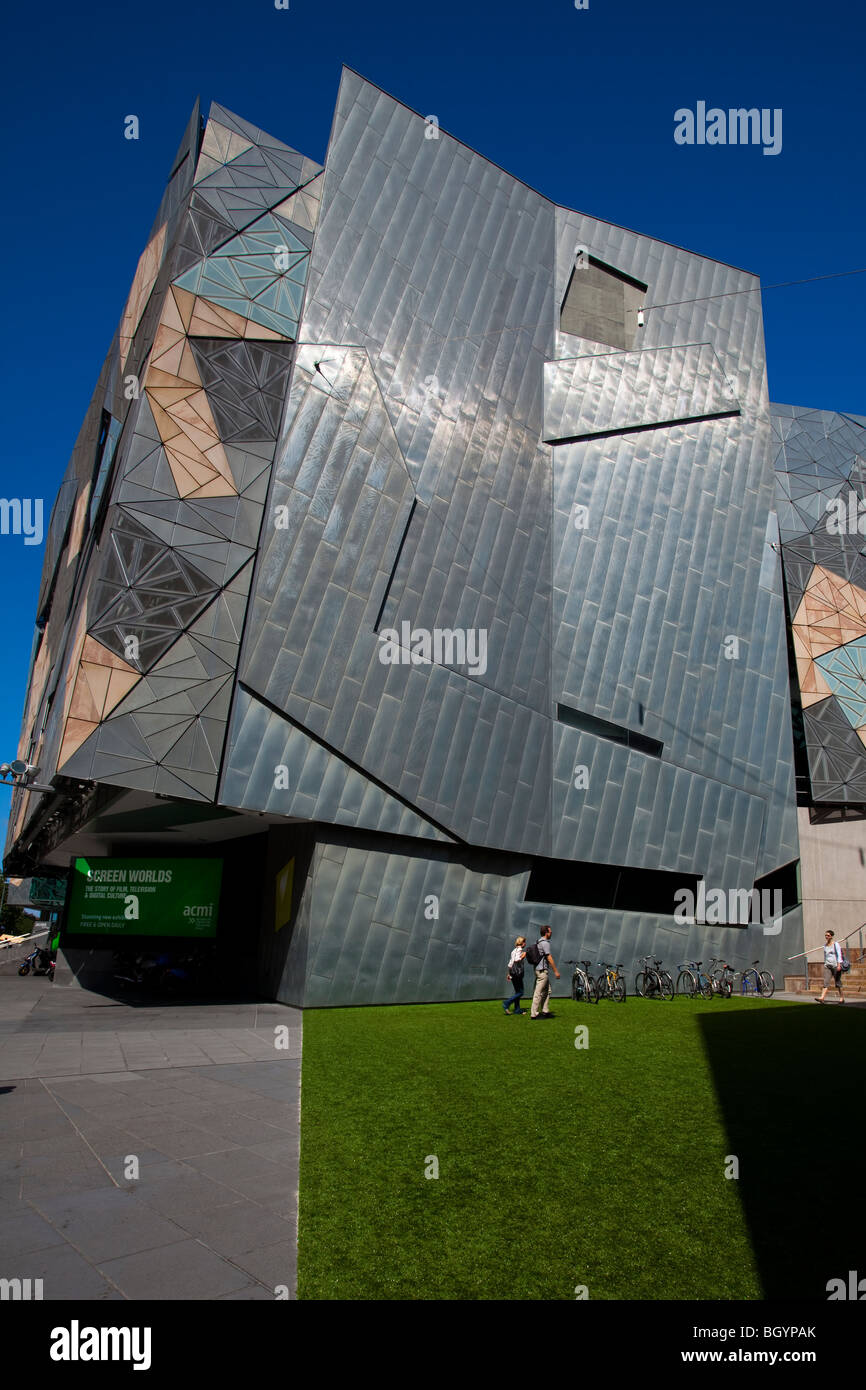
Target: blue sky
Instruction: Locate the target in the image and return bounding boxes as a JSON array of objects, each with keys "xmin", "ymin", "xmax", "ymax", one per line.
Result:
[{"xmin": 1, "ymin": 0, "xmax": 864, "ymax": 835}]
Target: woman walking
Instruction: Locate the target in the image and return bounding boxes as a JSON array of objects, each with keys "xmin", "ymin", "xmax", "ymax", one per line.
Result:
[
  {"xmin": 503, "ymin": 937, "xmax": 527, "ymax": 1015},
  {"xmin": 817, "ymin": 929, "xmax": 846, "ymax": 1003}
]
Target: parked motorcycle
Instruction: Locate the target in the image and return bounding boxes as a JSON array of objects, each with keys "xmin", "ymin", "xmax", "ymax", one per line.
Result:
[
  {"xmin": 18, "ymin": 946, "xmax": 54, "ymax": 977},
  {"xmin": 112, "ymin": 946, "xmax": 215, "ymax": 996}
]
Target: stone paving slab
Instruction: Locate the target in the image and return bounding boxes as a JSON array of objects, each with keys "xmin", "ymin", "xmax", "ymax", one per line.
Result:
[{"xmin": 0, "ymin": 976, "xmax": 302, "ymax": 1300}]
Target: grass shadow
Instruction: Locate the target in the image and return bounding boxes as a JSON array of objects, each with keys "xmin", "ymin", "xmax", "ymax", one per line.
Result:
[{"xmin": 697, "ymin": 1001, "xmax": 866, "ymax": 1300}]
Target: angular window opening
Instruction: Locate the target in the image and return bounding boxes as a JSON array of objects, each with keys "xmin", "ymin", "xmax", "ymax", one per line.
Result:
[
  {"xmin": 525, "ymin": 857, "xmax": 699, "ymax": 915},
  {"xmin": 89, "ymin": 410, "xmax": 122, "ymax": 531},
  {"xmin": 754, "ymin": 860, "xmax": 800, "ymax": 917},
  {"xmin": 557, "ymin": 703, "xmax": 663, "ymax": 758},
  {"xmin": 560, "ymin": 254, "xmax": 647, "ymax": 351}
]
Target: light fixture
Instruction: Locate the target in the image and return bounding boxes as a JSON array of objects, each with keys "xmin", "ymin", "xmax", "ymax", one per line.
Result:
[{"xmin": 637, "ymin": 308, "xmax": 645, "ymax": 328}]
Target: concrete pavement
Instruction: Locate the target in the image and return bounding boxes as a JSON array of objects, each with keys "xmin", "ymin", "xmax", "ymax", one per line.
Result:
[{"xmin": 0, "ymin": 974, "xmax": 302, "ymax": 1300}]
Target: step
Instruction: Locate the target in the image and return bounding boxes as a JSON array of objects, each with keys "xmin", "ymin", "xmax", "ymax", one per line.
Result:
[{"xmin": 785, "ymin": 976, "xmax": 866, "ymax": 994}]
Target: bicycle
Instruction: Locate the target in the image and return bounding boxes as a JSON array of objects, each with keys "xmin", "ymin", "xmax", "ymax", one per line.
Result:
[
  {"xmin": 566, "ymin": 959, "xmax": 597, "ymax": 1004},
  {"xmin": 732, "ymin": 960, "xmax": 776, "ymax": 998},
  {"xmin": 634, "ymin": 955, "xmax": 674, "ymax": 1000},
  {"xmin": 676, "ymin": 960, "xmax": 715, "ymax": 999},
  {"xmin": 595, "ymin": 961, "xmax": 626, "ymax": 1003},
  {"xmin": 707, "ymin": 957, "xmax": 735, "ymax": 998}
]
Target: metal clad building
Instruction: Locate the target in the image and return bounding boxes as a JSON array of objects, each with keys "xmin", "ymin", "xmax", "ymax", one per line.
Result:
[{"xmin": 4, "ymin": 70, "xmax": 803, "ymax": 1004}]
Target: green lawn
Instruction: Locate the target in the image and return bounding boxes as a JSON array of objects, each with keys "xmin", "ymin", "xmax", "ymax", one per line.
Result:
[{"xmin": 298, "ymin": 995, "xmax": 864, "ymax": 1300}]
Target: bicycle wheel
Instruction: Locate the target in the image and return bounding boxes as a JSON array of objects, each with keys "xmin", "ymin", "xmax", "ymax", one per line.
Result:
[
  {"xmin": 660, "ymin": 971, "xmax": 674, "ymax": 1000},
  {"xmin": 613, "ymin": 977, "xmax": 626, "ymax": 1002},
  {"xmin": 758, "ymin": 970, "xmax": 775, "ymax": 998},
  {"xmin": 635, "ymin": 971, "xmax": 647, "ymax": 998},
  {"xmin": 699, "ymin": 974, "xmax": 714, "ymax": 1000},
  {"xmin": 571, "ymin": 972, "xmax": 580, "ymax": 1002},
  {"xmin": 720, "ymin": 975, "xmax": 733, "ymax": 999},
  {"xmin": 676, "ymin": 970, "xmax": 696, "ymax": 997},
  {"xmin": 594, "ymin": 975, "xmax": 608, "ymax": 1002},
  {"xmin": 576, "ymin": 972, "xmax": 595, "ymax": 1004}
]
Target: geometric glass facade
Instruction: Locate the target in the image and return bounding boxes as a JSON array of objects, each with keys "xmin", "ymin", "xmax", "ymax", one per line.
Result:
[{"xmin": 772, "ymin": 402, "xmax": 866, "ymax": 804}]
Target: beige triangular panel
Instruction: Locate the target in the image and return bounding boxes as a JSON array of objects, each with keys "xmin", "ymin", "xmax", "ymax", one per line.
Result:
[
  {"xmin": 161, "ymin": 286, "xmax": 187, "ymax": 335},
  {"xmin": 193, "ymin": 476, "xmax": 239, "ymax": 498},
  {"xmin": 60, "ymin": 606, "xmax": 89, "ymax": 732},
  {"xmin": 80, "ymin": 661, "xmax": 112, "ymax": 712},
  {"xmin": 60, "ymin": 718, "xmax": 100, "ymax": 766},
  {"xmin": 18, "ymin": 633, "xmax": 53, "ymax": 759},
  {"xmin": 69, "ymin": 668, "xmax": 101, "ymax": 722},
  {"xmin": 242, "ymin": 317, "xmax": 287, "ymax": 341},
  {"xmin": 172, "ymin": 285, "xmax": 195, "ymax": 330},
  {"xmin": 188, "ymin": 295, "xmax": 245, "ymax": 336},
  {"xmin": 119, "ymin": 224, "xmax": 167, "ymax": 369},
  {"xmin": 797, "ymin": 657, "xmax": 834, "ymax": 707},
  {"xmin": 186, "ymin": 293, "xmax": 288, "ymax": 341},
  {"xmin": 59, "ymin": 637, "xmax": 141, "ymax": 768},
  {"xmin": 150, "ymin": 323, "xmax": 187, "ymax": 377},
  {"xmin": 105, "ymin": 666, "xmax": 141, "ymax": 710},
  {"xmin": 792, "ymin": 566, "xmax": 866, "ymax": 662},
  {"xmin": 144, "ymin": 293, "xmax": 237, "ymax": 498},
  {"xmin": 65, "ymin": 484, "xmax": 92, "ymax": 569}
]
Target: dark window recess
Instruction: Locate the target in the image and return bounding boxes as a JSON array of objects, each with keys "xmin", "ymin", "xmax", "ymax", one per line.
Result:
[
  {"xmin": 557, "ymin": 703, "xmax": 663, "ymax": 757},
  {"xmin": 560, "ymin": 255, "xmax": 647, "ymax": 351},
  {"xmin": 39, "ymin": 691, "xmax": 54, "ymax": 739},
  {"xmin": 525, "ymin": 858, "xmax": 699, "ymax": 916},
  {"xmin": 780, "ymin": 557, "xmax": 814, "ymax": 806},
  {"xmin": 35, "ymin": 499, "xmax": 77, "ymax": 631},
  {"xmin": 89, "ymin": 409, "xmax": 114, "ymax": 507},
  {"xmin": 754, "ymin": 860, "xmax": 800, "ymax": 915}
]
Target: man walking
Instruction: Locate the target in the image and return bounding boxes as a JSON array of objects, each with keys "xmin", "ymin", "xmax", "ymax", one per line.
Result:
[{"xmin": 530, "ymin": 924, "xmax": 560, "ymax": 1019}]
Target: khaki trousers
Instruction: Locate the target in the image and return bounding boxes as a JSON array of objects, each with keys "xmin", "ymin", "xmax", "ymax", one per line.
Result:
[{"xmin": 531, "ymin": 967, "xmax": 551, "ymax": 1017}]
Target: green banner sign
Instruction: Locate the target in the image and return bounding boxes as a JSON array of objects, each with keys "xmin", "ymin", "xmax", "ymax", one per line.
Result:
[{"xmin": 66, "ymin": 858, "xmax": 222, "ymax": 938}]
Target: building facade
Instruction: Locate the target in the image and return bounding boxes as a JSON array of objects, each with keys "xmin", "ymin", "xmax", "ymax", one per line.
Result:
[
  {"xmin": 4, "ymin": 70, "xmax": 804, "ymax": 1004},
  {"xmin": 771, "ymin": 403, "xmax": 866, "ymax": 967}
]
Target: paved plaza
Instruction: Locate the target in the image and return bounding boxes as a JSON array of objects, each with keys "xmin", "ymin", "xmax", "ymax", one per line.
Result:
[{"xmin": 0, "ymin": 970, "xmax": 301, "ymax": 1300}]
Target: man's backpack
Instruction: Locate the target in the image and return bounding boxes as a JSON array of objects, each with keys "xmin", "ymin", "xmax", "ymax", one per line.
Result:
[
  {"xmin": 840, "ymin": 948, "xmax": 851, "ymax": 973},
  {"xmin": 524, "ymin": 939, "xmax": 545, "ymax": 968}
]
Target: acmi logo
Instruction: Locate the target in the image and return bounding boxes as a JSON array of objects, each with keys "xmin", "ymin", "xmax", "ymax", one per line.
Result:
[
  {"xmin": 827, "ymin": 1271, "xmax": 866, "ymax": 1300},
  {"xmin": 50, "ymin": 1321, "xmax": 152, "ymax": 1371},
  {"xmin": 0, "ymin": 1277, "xmax": 43, "ymax": 1300}
]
